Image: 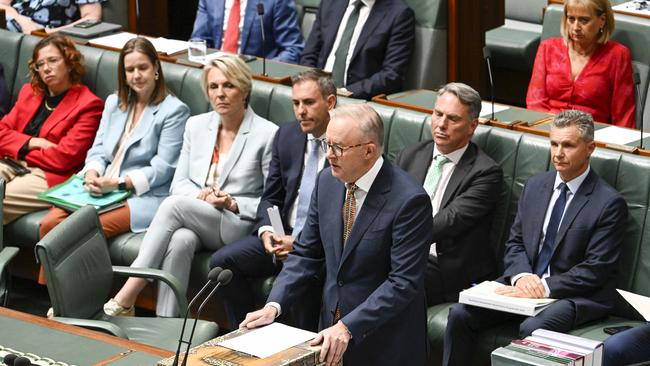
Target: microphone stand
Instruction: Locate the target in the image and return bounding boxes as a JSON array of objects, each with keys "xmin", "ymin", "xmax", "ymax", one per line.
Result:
[
  {"xmin": 633, "ymin": 72, "xmax": 644, "ymax": 149},
  {"xmin": 181, "ymin": 270, "xmax": 233, "ymax": 366},
  {"xmin": 257, "ymin": 3, "xmax": 267, "ymax": 76},
  {"xmin": 483, "ymin": 46, "xmax": 495, "ymax": 121}
]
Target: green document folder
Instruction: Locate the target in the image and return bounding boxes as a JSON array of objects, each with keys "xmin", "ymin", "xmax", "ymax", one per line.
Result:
[{"xmin": 38, "ymin": 175, "xmax": 131, "ymax": 213}]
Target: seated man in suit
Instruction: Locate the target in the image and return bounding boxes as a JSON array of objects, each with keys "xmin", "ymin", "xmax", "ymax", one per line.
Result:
[
  {"xmin": 301, "ymin": 0, "xmax": 415, "ymax": 100},
  {"xmin": 241, "ymin": 104, "xmax": 433, "ymax": 366},
  {"xmin": 443, "ymin": 109, "xmax": 629, "ymax": 366},
  {"xmin": 210, "ymin": 69, "xmax": 337, "ymax": 330},
  {"xmin": 395, "ymin": 82, "xmax": 503, "ymax": 306},
  {"xmin": 191, "ymin": 0, "xmax": 303, "ymax": 63}
]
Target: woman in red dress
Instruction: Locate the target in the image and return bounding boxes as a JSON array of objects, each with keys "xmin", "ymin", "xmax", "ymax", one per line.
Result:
[{"xmin": 526, "ymin": 0, "xmax": 636, "ymax": 128}]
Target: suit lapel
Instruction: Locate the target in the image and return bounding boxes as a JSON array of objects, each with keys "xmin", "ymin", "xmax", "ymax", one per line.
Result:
[
  {"xmin": 40, "ymin": 86, "xmax": 80, "ymax": 137},
  {"xmin": 440, "ymin": 144, "xmax": 477, "ymax": 208},
  {"xmin": 219, "ymin": 108, "xmax": 253, "ymax": 185},
  {"xmin": 552, "ymin": 170, "xmax": 596, "ymax": 254},
  {"xmin": 197, "ymin": 113, "xmax": 221, "ymax": 186},
  {"xmin": 321, "ymin": 0, "xmax": 349, "ymax": 62},
  {"xmin": 350, "ymin": 0, "xmax": 388, "ymax": 63},
  {"xmin": 330, "ymin": 178, "xmax": 347, "ymax": 265},
  {"xmin": 530, "ymin": 173, "xmax": 556, "ymax": 259},
  {"xmin": 285, "ymin": 128, "xmax": 308, "ymax": 209},
  {"xmin": 123, "ymin": 102, "xmax": 160, "ymax": 152},
  {"xmin": 213, "ymin": 0, "xmax": 227, "ymax": 49},
  {"xmin": 412, "ymin": 141, "xmax": 434, "ymax": 184},
  {"xmin": 240, "ymin": 0, "xmax": 257, "ymax": 53},
  {"xmin": 103, "ymin": 106, "xmax": 129, "ymax": 157},
  {"xmin": 339, "ymin": 160, "xmax": 390, "ymax": 267}
]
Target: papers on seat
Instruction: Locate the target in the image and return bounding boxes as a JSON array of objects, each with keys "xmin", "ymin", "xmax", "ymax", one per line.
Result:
[
  {"xmin": 594, "ymin": 126, "xmax": 649, "ymax": 146},
  {"xmin": 479, "ymin": 101, "xmax": 510, "ymax": 118},
  {"xmin": 90, "ymin": 32, "xmax": 189, "ymax": 55},
  {"xmin": 459, "ymin": 281, "xmax": 557, "ymax": 316},
  {"xmin": 617, "ymin": 289, "xmax": 650, "ymax": 321},
  {"xmin": 217, "ymin": 323, "xmax": 317, "ymax": 359},
  {"xmin": 613, "ymin": 1, "xmax": 650, "ymax": 16}
]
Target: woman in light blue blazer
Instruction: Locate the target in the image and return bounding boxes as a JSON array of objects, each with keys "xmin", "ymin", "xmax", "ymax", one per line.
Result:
[
  {"xmin": 40, "ymin": 37, "xmax": 189, "ymax": 240},
  {"xmin": 106, "ymin": 54, "xmax": 278, "ymax": 317}
]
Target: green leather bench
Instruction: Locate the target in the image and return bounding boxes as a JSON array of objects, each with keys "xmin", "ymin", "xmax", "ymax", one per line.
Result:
[{"xmin": 3, "ymin": 30, "xmax": 650, "ymax": 366}]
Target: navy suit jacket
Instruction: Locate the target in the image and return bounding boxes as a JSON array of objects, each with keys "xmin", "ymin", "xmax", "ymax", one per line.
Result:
[
  {"xmin": 395, "ymin": 141, "xmax": 503, "ymax": 300},
  {"xmin": 501, "ymin": 169, "xmax": 628, "ymax": 325},
  {"xmin": 268, "ymin": 159, "xmax": 433, "ymax": 365},
  {"xmin": 254, "ymin": 122, "xmax": 308, "ymax": 233},
  {"xmin": 300, "ymin": 0, "xmax": 415, "ymax": 99},
  {"xmin": 191, "ymin": 0, "xmax": 304, "ymax": 63}
]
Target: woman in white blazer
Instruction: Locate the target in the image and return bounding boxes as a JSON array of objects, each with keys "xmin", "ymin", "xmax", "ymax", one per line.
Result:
[
  {"xmin": 105, "ymin": 54, "xmax": 278, "ymax": 317},
  {"xmin": 39, "ymin": 37, "xmax": 188, "ymax": 239}
]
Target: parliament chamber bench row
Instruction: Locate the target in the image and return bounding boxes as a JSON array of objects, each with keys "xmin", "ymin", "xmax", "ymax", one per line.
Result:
[{"xmin": 2, "ymin": 29, "xmax": 650, "ymax": 365}]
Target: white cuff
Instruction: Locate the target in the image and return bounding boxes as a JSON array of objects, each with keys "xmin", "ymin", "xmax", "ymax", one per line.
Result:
[
  {"xmin": 125, "ymin": 169, "xmax": 150, "ymax": 196},
  {"xmin": 511, "ymin": 272, "xmax": 531, "ymax": 286},
  {"xmin": 81, "ymin": 161, "xmax": 106, "ymax": 176},
  {"xmin": 541, "ymin": 278, "xmax": 551, "ymax": 298},
  {"xmin": 266, "ymin": 302, "xmax": 282, "ymax": 317},
  {"xmin": 258, "ymin": 225, "xmax": 274, "ymax": 239}
]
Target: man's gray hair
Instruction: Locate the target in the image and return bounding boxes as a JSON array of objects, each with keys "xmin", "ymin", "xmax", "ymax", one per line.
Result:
[
  {"xmin": 437, "ymin": 82, "xmax": 482, "ymax": 120},
  {"xmin": 291, "ymin": 68, "xmax": 337, "ymax": 101},
  {"xmin": 330, "ymin": 104, "xmax": 384, "ymax": 153},
  {"xmin": 552, "ymin": 109, "xmax": 595, "ymax": 142}
]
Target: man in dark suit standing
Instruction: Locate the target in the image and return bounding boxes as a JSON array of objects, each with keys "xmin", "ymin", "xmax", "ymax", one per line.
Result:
[
  {"xmin": 210, "ymin": 69, "xmax": 336, "ymax": 330},
  {"xmin": 301, "ymin": 0, "xmax": 415, "ymax": 100},
  {"xmin": 241, "ymin": 104, "xmax": 433, "ymax": 366},
  {"xmin": 395, "ymin": 83, "xmax": 503, "ymax": 306},
  {"xmin": 443, "ymin": 110, "xmax": 629, "ymax": 366}
]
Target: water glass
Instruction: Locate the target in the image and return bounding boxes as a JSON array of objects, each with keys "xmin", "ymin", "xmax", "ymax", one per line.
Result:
[{"xmin": 188, "ymin": 38, "xmax": 207, "ymax": 63}]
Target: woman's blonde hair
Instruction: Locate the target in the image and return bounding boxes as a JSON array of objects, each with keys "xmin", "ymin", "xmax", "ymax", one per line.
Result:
[
  {"xmin": 201, "ymin": 54, "xmax": 252, "ymax": 105},
  {"xmin": 561, "ymin": 0, "xmax": 615, "ymax": 44}
]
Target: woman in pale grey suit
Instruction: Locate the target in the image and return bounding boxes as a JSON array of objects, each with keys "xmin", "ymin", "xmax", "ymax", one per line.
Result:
[{"xmin": 105, "ymin": 54, "xmax": 278, "ymax": 317}]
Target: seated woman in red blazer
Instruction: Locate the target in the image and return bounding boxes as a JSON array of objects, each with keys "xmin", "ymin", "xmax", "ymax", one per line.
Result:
[
  {"xmin": 0, "ymin": 34, "xmax": 103, "ymax": 224},
  {"xmin": 526, "ymin": 0, "xmax": 636, "ymax": 128}
]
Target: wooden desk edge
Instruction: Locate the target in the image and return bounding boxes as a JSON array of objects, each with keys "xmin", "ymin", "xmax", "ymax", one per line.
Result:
[{"xmin": 0, "ymin": 307, "xmax": 173, "ymax": 358}]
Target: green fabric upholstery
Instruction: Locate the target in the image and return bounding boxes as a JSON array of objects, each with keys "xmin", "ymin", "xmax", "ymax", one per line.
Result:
[
  {"xmin": 35, "ymin": 206, "xmax": 218, "ymax": 351},
  {"xmin": 0, "ymin": 31, "xmax": 24, "ymax": 103},
  {"xmin": 13, "ymin": 35, "xmax": 39, "ymax": 102},
  {"xmin": 267, "ymin": 83, "xmax": 296, "ymax": 124},
  {"xmin": 250, "ymin": 79, "xmax": 276, "ymax": 119},
  {"xmin": 94, "ymin": 49, "xmax": 119, "ymax": 101}
]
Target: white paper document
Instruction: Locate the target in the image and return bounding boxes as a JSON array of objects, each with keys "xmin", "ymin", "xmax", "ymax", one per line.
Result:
[
  {"xmin": 90, "ymin": 32, "xmax": 188, "ymax": 55},
  {"xmin": 594, "ymin": 126, "xmax": 649, "ymax": 146},
  {"xmin": 479, "ymin": 101, "xmax": 509, "ymax": 118},
  {"xmin": 459, "ymin": 281, "xmax": 557, "ymax": 316},
  {"xmin": 218, "ymin": 323, "xmax": 317, "ymax": 359},
  {"xmin": 267, "ymin": 206, "xmax": 285, "ymax": 236},
  {"xmin": 617, "ymin": 289, "xmax": 650, "ymax": 321},
  {"xmin": 613, "ymin": 1, "xmax": 650, "ymax": 16}
]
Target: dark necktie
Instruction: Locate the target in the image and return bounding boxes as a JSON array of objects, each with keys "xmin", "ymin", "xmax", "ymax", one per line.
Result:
[
  {"xmin": 331, "ymin": 1, "xmax": 364, "ymax": 87},
  {"xmin": 534, "ymin": 183, "xmax": 569, "ymax": 276},
  {"xmin": 293, "ymin": 139, "xmax": 320, "ymax": 235}
]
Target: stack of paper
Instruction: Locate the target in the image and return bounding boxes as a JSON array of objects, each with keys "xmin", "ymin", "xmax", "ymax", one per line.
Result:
[
  {"xmin": 90, "ymin": 32, "xmax": 189, "ymax": 55},
  {"xmin": 459, "ymin": 281, "xmax": 557, "ymax": 316}
]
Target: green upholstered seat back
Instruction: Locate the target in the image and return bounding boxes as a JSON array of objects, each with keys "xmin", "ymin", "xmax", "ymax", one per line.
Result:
[
  {"xmin": 35, "ymin": 206, "xmax": 114, "ymax": 319},
  {"xmin": 13, "ymin": 35, "xmax": 40, "ymax": 102},
  {"xmin": 0, "ymin": 31, "xmax": 24, "ymax": 102},
  {"xmin": 94, "ymin": 49, "xmax": 119, "ymax": 101}
]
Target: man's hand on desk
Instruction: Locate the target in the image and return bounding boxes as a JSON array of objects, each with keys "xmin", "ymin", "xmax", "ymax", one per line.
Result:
[
  {"xmin": 310, "ymin": 320, "xmax": 350, "ymax": 366},
  {"xmin": 239, "ymin": 304, "xmax": 277, "ymax": 329}
]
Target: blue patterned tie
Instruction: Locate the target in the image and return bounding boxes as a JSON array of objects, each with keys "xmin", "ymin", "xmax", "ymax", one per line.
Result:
[
  {"xmin": 293, "ymin": 139, "xmax": 321, "ymax": 235},
  {"xmin": 534, "ymin": 183, "xmax": 569, "ymax": 276}
]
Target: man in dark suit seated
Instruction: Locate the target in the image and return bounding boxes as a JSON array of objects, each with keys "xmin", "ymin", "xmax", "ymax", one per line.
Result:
[
  {"xmin": 395, "ymin": 82, "xmax": 503, "ymax": 306},
  {"xmin": 210, "ymin": 69, "xmax": 336, "ymax": 330},
  {"xmin": 300, "ymin": 0, "xmax": 415, "ymax": 100},
  {"xmin": 241, "ymin": 104, "xmax": 433, "ymax": 366},
  {"xmin": 191, "ymin": 0, "xmax": 304, "ymax": 63},
  {"xmin": 443, "ymin": 109, "xmax": 629, "ymax": 366}
]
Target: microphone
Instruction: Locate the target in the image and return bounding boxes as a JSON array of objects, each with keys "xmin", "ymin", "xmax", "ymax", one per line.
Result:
[
  {"xmin": 181, "ymin": 269, "xmax": 233, "ymax": 366},
  {"xmin": 4, "ymin": 353, "xmax": 18, "ymax": 366},
  {"xmin": 13, "ymin": 357, "xmax": 31, "ymax": 366},
  {"xmin": 633, "ymin": 72, "xmax": 644, "ymax": 149},
  {"xmin": 483, "ymin": 46, "xmax": 495, "ymax": 121},
  {"xmin": 172, "ymin": 267, "xmax": 223, "ymax": 366},
  {"xmin": 257, "ymin": 3, "xmax": 267, "ymax": 76}
]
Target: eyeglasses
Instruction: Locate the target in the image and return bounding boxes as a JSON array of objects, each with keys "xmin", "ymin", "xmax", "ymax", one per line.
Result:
[
  {"xmin": 34, "ymin": 56, "xmax": 63, "ymax": 71},
  {"xmin": 322, "ymin": 139, "xmax": 373, "ymax": 158}
]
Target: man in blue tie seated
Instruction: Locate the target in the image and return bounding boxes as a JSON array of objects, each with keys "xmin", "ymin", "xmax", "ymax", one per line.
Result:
[
  {"xmin": 300, "ymin": 0, "xmax": 415, "ymax": 99},
  {"xmin": 442, "ymin": 109, "xmax": 629, "ymax": 366},
  {"xmin": 241, "ymin": 104, "xmax": 433, "ymax": 366},
  {"xmin": 395, "ymin": 82, "xmax": 503, "ymax": 306},
  {"xmin": 191, "ymin": 0, "xmax": 303, "ymax": 63},
  {"xmin": 210, "ymin": 69, "xmax": 336, "ymax": 331}
]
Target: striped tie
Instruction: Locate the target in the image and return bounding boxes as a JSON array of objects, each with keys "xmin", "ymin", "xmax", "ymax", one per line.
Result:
[{"xmin": 342, "ymin": 183, "xmax": 358, "ymax": 245}]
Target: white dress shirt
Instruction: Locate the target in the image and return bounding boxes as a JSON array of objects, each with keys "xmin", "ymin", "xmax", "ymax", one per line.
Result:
[
  {"xmin": 324, "ymin": 0, "xmax": 376, "ymax": 85},
  {"xmin": 428, "ymin": 144, "xmax": 469, "ymax": 256}
]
